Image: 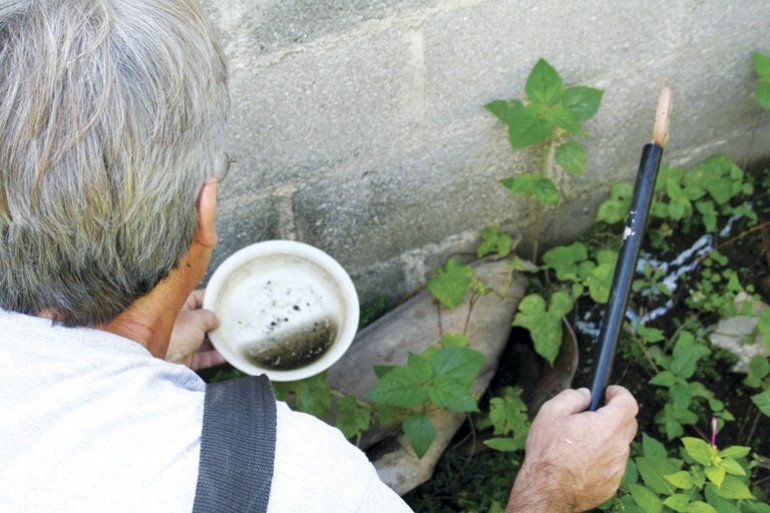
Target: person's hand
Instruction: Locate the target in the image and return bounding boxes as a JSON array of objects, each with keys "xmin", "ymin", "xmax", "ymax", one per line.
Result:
[
  {"xmin": 506, "ymin": 386, "xmax": 638, "ymax": 513},
  {"xmin": 165, "ymin": 289, "xmax": 226, "ymax": 370}
]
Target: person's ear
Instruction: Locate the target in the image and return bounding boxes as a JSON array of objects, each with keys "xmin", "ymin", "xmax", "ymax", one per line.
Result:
[{"xmin": 195, "ymin": 179, "xmax": 218, "ymax": 248}]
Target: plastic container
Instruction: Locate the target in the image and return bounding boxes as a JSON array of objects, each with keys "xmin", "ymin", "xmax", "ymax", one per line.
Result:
[{"xmin": 204, "ymin": 240, "xmax": 359, "ymax": 381}]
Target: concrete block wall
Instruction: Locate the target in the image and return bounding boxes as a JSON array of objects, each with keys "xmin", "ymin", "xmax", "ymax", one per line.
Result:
[{"xmin": 201, "ymin": 0, "xmax": 770, "ymax": 306}]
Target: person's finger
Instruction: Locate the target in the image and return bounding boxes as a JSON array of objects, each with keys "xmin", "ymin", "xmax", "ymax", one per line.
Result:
[
  {"xmin": 601, "ymin": 385, "xmax": 639, "ymax": 441},
  {"xmin": 604, "ymin": 385, "xmax": 639, "ymax": 417},
  {"xmin": 198, "ymin": 340, "xmax": 216, "ymax": 352},
  {"xmin": 189, "ymin": 349, "xmax": 226, "ymax": 370},
  {"xmin": 543, "ymin": 387, "xmax": 592, "ymax": 416},
  {"xmin": 186, "ymin": 289, "xmax": 206, "ymax": 310}
]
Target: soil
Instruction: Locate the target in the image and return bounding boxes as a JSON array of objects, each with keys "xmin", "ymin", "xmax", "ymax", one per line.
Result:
[{"xmin": 403, "ymin": 163, "xmax": 770, "ymax": 511}]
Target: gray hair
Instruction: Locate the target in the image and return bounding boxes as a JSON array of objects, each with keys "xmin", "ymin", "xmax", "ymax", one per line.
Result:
[{"xmin": 0, "ymin": 0, "xmax": 229, "ymax": 326}]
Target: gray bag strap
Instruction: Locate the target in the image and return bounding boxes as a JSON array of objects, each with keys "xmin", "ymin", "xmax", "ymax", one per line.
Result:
[{"xmin": 192, "ymin": 375, "xmax": 277, "ymax": 513}]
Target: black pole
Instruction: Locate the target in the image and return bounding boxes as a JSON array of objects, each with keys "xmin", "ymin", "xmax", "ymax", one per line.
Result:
[{"xmin": 588, "ymin": 143, "xmax": 664, "ymax": 411}]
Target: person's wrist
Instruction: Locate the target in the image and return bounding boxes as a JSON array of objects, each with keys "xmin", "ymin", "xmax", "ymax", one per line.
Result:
[{"xmin": 506, "ymin": 461, "xmax": 576, "ymax": 513}]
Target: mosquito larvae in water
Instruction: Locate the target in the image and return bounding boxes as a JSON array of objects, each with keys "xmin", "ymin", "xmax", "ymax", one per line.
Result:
[{"xmin": 244, "ymin": 319, "xmax": 337, "ymax": 371}]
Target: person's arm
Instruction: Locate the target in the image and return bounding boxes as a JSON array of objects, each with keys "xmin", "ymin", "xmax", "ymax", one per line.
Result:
[
  {"xmin": 165, "ymin": 289, "xmax": 226, "ymax": 370},
  {"xmin": 506, "ymin": 386, "xmax": 638, "ymax": 513}
]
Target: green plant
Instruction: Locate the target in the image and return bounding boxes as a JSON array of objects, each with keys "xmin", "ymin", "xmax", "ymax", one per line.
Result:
[
  {"xmin": 486, "ymin": 58, "xmax": 603, "ymax": 261},
  {"xmin": 478, "ymin": 386, "xmax": 530, "ymax": 453},
  {"xmin": 365, "ymin": 332, "xmax": 485, "ymax": 458},
  {"xmin": 648, "ymin": 329, "xmax": 733, "ymax": 441},
  {"xmin": 602, "ymin": 432, "xmax": 769, "ymax": 513},
  {"xmin": 481, "ymin": 59, "xmax": 614, "ymax": 367},
  {"xmin": 597, "ymin": 156, "xmax": 756, "ymax": 240}
]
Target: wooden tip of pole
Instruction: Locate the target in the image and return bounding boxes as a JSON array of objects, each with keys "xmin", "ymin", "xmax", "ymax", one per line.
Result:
[{"xmin": 652, "ymin": 81, "xmax": 672, "ymax": 147}]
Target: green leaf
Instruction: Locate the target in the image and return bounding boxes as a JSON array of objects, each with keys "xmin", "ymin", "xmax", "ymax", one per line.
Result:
[
  {"xmin": 336, "ymin": 395, "xmax": 372, "ymax": 439},
  {"xmin": 597, "ymin": 182, "xmax": 633, "ymax": 224},
  {"xmin": 544, "ymin": 104, "xmax": 579, "ymax": 134},
  {"xmin": 512, "ymin": 292, "xmax": 573, "ymax": 365},
  {"xmin": 525, "ymin": 58, "xmax": 564, "ymax": 104},
  {"xmin": 502, "ymin": 174, "xmax": 533, "ymax": 197},
  {"xmin": 704, "ymin": 465, "xmax": 726, "ymax": 487},
  {"xmin": 373, "ymin": 364, "xmax": 396, "ymax": 379},
  {"xmin": 440, "ymin": 332, "xmax": 469, "ymax": 348},
  {"xmin": 642, "ymin": 433, "xmax": 669, "ymax": 459},
  {"xmin": 485, "ymin": 98, "xmax": 524, "ymax": 125},
  {"xmin": 487, "ymin": 500, "xmax": 506, "ymax": 513},
  {"xmin": 689, "ymin": 155, "xmax": 742, "ymax": 205},
  {"xmin": 427, "ymin": 258, "xmax": 474, "ymax": 308},
  {"xmin": 637, "ymin": 324, "xmax": 665, "ymax": 343},
  {"xmin": 628, "ymin": 483, "xmax": 663, "ymax": 513},
  {"xmin": 669, "ymin": 383, "xmax": 692, "ymax": 411},
  {"xmin": 685, "ymin": 501, "xmax": 717, "ymax": 513},
  {"xmin": 662, "ymin": 493, "xmax": 690, "ymax": 512},
  {"xmin": 366, "ymin": 358, "xmax": 431, "ymax": 408},
  {"xmin": 532, "ymin": 175, "xmax": 560, "ymax": 206},
  {"xmin": 555, "ymin": 141, "xmax": 586, "ymax": 175},
  {"xmin": 587, "ymin": 261, "xmax": 616, "ymax": 304},
  {"xmin": 682, "ymin": 437, "xmax": 713, "ymax": 466},
  {"xmin": 711, "ymin": 475, "xmax": 753, "ymax": 500},
  {"xmin": 704, "ymin": 486, "xmax": 742, "ymax": 513},
  {"xmin": 278, "ymin": 372, "xmax": 332, "ymax": 418},
  {"xmin": 751, "ymin": 388, "xmax": 770, "ymax": 417},
  {"xmin": 718, "ymin": 445, "xmax": 751, "ymax": 459},
  {"xmin": 477, "ymin": 225, "xmax": 513, "ymax": 258},
  {"xmin": 636, "ymin": 457, "xmax": 679, "ymax": 495},
  {"xmin": 432, "ymin": 346, "xmax": 485, "ymax": 387},
  {"xmin": 665, "ymin": 471, "xmax": 695, "ymax": 489},
  {"xmin": 506, "ymin": 104, "xmax": 552, "ymax": 149},
  {"xmin": 403, "ymin": 412, "xmax": 436, "ymax": 459},
  {"xmin": 429, "ymin": 374, "xmax": 479, "ymax": 412},
  {"xmin": 483, "ymin": 437, "xmax": 522, "ymax": 452},
  {"xmin": 621, "ymin": 458, "xmax": 640, "ymax": 487},
  {"xmin": 719, "ymin": 457, "xmax": 746, "ymax": 476},
  {"xmin": 756, "ymin": 82, "xmax": 770, "ymax": 110},
  {"xmin": 753, "ymin": 51, "xmax": 770, "ymax": 80},
  {"xmin": 671, "ymin": 333, "xmax": 710, "ymax": 379},
  {"xmin": 542, "ymin": 242, "xmax": 588, "ymax": 281},
  {"xmin": 487, "ymin": 388, "xmax": 530, "ymax": 449},
  {"xmin": 503, "ymin": 174, "xmax": 558, "ymax": 205},
  {"xmin": 562, "ymin": 85, "xmax": 603, "ymax": 121},
  {"xmin": 744, "ymin": 502, "xmax": 770, "ymax": 513}
]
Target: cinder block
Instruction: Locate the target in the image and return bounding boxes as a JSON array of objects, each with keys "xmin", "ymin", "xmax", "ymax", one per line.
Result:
[
  {"xmin": 203, "ymin": 0, "xmax": 439, "ymax": 54},
  {"xmin": 222, "ymin": 27, "xmax": 421, "ymax": 195},
  {"xmin": 291, "ymin": 120, "xmax": 527, "ymax": 270}
]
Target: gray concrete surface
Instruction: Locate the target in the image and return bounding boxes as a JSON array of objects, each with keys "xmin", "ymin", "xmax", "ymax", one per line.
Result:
[{"xmin": 201, "ymin": 0, "xmax": 770, "ymax": 306}]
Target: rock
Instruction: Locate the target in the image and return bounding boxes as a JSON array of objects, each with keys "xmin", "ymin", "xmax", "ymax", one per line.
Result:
[
  {"xmin": 709, "ymin": 292, "xmax": 769, "ymax": 373},
  {"xmin": 326, "ymin": 258, "xmax": 527, "ymax": 495}
]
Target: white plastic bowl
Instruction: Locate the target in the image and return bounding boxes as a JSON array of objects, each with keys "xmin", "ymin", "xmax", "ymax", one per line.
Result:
[{"xmin": 203, "ymin": 240, "xmax": 359, "ymax": 381}]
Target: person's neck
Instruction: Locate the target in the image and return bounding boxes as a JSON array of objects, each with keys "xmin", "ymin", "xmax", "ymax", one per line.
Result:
[
  {"xmin": 98, "ymin": 276, "xmax": 189, "ymax": 358},
  {"xmin": 99, "ymin": 239, "xmax": 211, "ymax": 358}
]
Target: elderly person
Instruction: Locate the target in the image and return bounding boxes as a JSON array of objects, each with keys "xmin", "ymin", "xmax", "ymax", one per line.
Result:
[{"xmin": 0, "ymin": 0, "xmax": 637, "ymax": 511}]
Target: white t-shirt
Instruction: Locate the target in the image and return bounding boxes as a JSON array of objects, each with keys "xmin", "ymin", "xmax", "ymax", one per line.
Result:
[{"xmin": 0, "ymin": 309, "xmax": 412, "ymax": 512}]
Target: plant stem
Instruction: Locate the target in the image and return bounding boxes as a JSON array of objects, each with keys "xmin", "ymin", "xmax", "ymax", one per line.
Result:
[
  {"xmin": 741, "ymin": 111, "xmax": 764, "ymax": 172},
  {"xmin": 531, "ymin": 197, "xmax": 541, "ymax": 262},
  {"xmin": 630, "ymin": 330, "xmax": 661, "ymax": 376},
  {"xmin": 463, "ymin": 293, "xmax": 478, "ymax": 337},
  {"xmin": 698, "ymin": 220, "xmax": 770, "ymax": 261}
]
